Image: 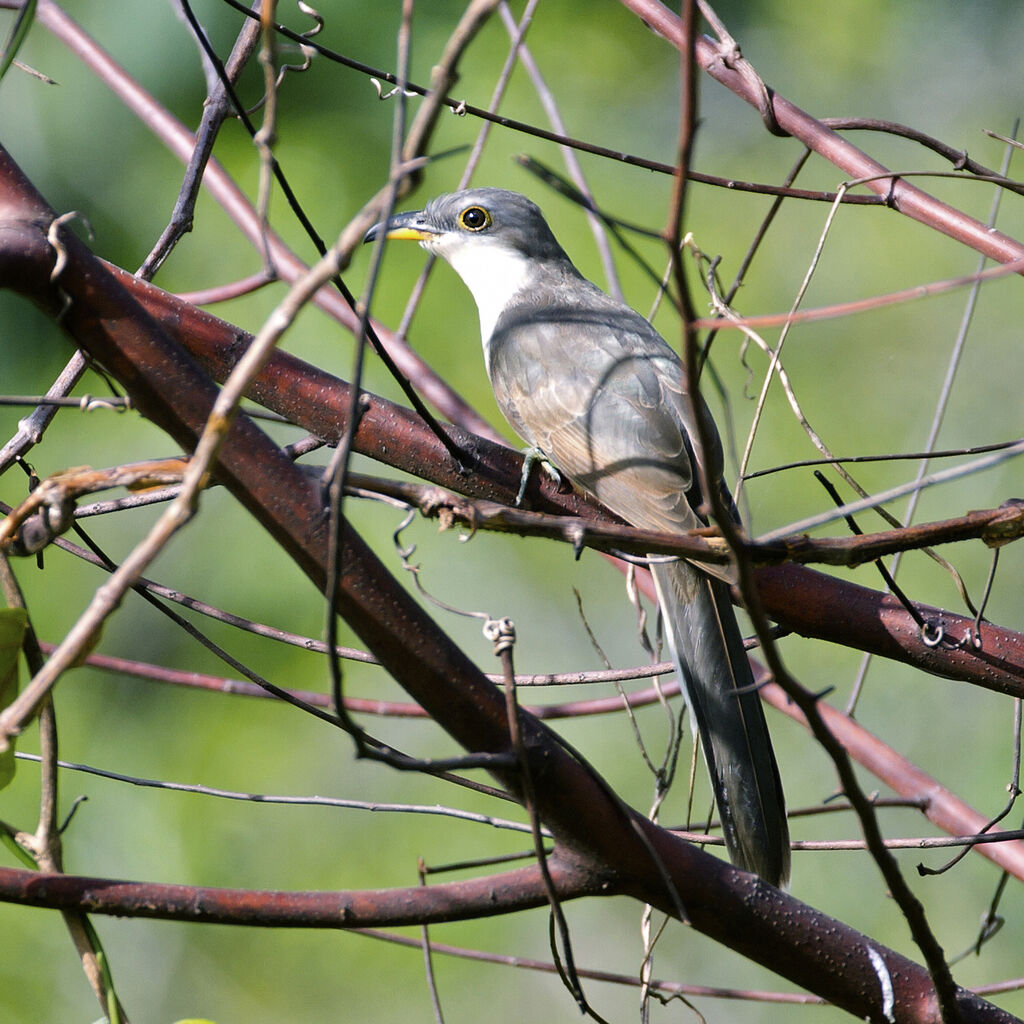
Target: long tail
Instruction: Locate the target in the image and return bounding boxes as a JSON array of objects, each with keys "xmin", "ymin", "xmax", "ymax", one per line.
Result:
[{"xmin": 651, "ymin": 560, "xmax": 790, "ymax": 886}]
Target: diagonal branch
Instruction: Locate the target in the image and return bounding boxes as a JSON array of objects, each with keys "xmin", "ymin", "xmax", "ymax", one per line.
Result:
[{"xmin": 617, "ymin": 0, "xmax": 1024, "ymax": 268}]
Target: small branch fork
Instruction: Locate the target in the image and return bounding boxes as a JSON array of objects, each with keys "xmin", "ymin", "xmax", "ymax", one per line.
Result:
[
  {"xmin": 487, "ymin": 615, "xmax": 592, "ymax": 1015},
  {"xmin": 334, "ymin": 471, "xmax": 1024, "ymax": 571}
]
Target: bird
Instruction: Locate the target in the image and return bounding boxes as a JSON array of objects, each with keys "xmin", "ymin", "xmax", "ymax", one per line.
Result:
[{"xmin": 365, "ymin": 188, "xmax": 790, "ymax": 885}]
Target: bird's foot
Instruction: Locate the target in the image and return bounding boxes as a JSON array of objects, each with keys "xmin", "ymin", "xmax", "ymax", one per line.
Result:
[{"xmin": 515, "ymin": 446, "xmax": 561, "ymax": 506}]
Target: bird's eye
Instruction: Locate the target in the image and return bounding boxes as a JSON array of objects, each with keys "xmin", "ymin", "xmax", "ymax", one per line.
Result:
[{"xmin": 458, "ymin": 205, "xmax": 491, "ymax": 231}]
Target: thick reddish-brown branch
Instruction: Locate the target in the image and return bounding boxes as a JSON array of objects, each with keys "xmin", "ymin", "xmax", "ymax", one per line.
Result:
[{"xmin": 0, "ymin": 861, "xmax": 578, "ymax": 927}]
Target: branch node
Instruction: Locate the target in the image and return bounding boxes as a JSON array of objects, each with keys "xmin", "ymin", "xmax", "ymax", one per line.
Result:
[{"xmin": 483, "ymin": 616, "xmax": 516, "ymax": 657}]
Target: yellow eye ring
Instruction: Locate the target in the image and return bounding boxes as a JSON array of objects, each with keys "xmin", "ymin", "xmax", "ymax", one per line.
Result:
[{"xmin": 458, "ymin": 205, "xmax": 491, "ymax": 231}]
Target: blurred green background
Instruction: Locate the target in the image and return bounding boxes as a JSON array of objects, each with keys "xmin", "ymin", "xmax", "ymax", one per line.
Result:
[{"xmin": 2, "ymin": 1, "xmax": 1024, "ymax": 1021}]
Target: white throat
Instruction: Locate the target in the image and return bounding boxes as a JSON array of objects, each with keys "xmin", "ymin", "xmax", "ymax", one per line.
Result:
[{"xmin": 429, "ymin": 236, "xmax": 535, "ymax": 349}]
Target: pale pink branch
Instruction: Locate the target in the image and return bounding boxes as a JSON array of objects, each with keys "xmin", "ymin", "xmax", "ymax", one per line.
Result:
[
  {"xmin": 618, "ymin": 0, "xmax": 1024, "ymax": 267},
  {"xmin": 763, "ymin": 680, "xmax": 1024, "ymax": 880},
  {"xmin": 34, "ymin": 0, "xmax": 502, "ymax": 442}
]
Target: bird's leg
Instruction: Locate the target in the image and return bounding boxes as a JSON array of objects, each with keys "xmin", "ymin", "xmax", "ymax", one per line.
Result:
[{"xmin": 515, "ymin": 446, "xmax": 562, "ymax": 507}]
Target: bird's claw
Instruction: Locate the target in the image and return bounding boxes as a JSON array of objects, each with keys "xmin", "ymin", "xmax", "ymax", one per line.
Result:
[{"xmin": 515, "ymin": 447, "xmax": 561, "ymax": 506}]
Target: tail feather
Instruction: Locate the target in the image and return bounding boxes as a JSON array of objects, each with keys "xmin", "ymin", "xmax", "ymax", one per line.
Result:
[{"xmin": 651, "ymin": 560, "xmax": 790, "ymax": 886}]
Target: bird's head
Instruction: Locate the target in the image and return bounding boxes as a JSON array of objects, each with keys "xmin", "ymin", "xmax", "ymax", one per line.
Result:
[
  {"xmin": 365, "ymin": 189, "xmax": 574, "ymax": 342},
  {"xmin": 365, "ymin": 188, "xmax": 568, "ymax": 263}
]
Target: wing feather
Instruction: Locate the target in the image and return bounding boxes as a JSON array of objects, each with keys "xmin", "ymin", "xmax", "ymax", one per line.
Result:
[{"xmin": 487, "ymin": 278, "xmax": 723, "ymax": 540}]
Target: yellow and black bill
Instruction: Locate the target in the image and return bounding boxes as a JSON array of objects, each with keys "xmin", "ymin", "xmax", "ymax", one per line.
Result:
[{"xmin": 363, "ymin": 210, "xmax": 438, "ymax": 244}]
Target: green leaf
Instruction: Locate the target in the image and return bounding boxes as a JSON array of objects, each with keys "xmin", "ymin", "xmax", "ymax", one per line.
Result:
[
  {"xmin": 0, "ymin": 0, "xmax": 37, "ymax": 85},
  {"xmin": 1, "ymin": 829, "xmax": 37, "ymax": 869},
  {"xmin": 0, "ymin": 607, "xmax": 28, "ymax": 790}
]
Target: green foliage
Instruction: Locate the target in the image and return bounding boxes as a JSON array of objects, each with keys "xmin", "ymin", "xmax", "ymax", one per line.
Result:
[
  {"xmin": 2, "ymin": 2, "xmax": 1024, "ymax": 1022},
  {"xmin": 0, "ymin": 606, "xmax": 28, "ymax": 790},
  {"xmin": 0, "ymin": 0, "xmax": 36, "ymax": 85}
]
